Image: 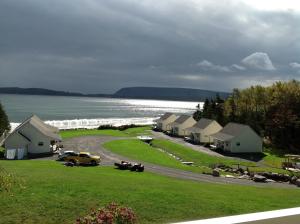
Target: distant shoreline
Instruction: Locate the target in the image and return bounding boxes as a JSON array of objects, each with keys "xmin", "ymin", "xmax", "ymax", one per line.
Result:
[{"xmin": 0, "ymin": 86, "xmax": 229, "ymax": 102}]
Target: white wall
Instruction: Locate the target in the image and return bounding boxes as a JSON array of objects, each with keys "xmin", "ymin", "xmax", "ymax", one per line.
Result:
[
  {"xmin": 4, "ymin": 132, "xmax": 29, "ymax": 156},
  {"xmin": 162, "ymin": 115, "xmax": 178, "ymax": 131},
  {"xmin": 21, "ymin": 123, "xmax": 53, "ymax": 154},
  {"xmin": 200, "ymin": 121, "xmax": 223, "ymax": 143},
  {"xmin": 229, "ymin": 128, "xmax": 262, "ymax": 153},
  {"xmin": 176, "ymin": 117, "xmax": 196, "ymax": 136}
]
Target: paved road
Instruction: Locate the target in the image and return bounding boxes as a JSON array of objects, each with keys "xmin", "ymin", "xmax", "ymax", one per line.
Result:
[
  {"xmin": 62, "ymin": 136, "xmax": 297, "ymax": 189},
  {"xmin": 151, "ymin": 131, "xmax": 225, "ymax": 157}
]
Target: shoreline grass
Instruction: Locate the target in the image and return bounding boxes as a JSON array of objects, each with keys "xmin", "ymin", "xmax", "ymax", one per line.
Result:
[{"xmin": 60, "ymin": 126, "xmax": 151, "ymax": 139}]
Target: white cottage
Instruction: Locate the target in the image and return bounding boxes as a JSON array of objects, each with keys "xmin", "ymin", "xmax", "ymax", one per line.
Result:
[
  {"xmin": 210, "ymin": 123, "xmax": 262, "ymax": 153},
  {"xmin": 185, "ymin": 118, "xmax": 222, "ymax": 143},
  {"xmin": 155, "ymin": 113, "xmax": 178, "ymax": 131},
  {"xmin": 4, "ymin": 115, "xmax": 61, "ymax": 159},
  {"xmin": 168, "ymin": 115, "xmax": 196, "ymax": 137}
]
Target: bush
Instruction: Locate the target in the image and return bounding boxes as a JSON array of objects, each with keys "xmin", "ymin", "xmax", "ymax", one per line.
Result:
[
  {"xmin": 0, "ymin": 167, "xmax": 15, "ymax": 193},
  {"xmin": 97, "ymin": 124, "xmax": 143, "ymax": 131},
  {"xmin": 0, "ymin": 147, "xmax": 4, "ymax": 158},
  {"xmin": 76, "ymin": 202, "xmax": 137, "ymax": 224}
]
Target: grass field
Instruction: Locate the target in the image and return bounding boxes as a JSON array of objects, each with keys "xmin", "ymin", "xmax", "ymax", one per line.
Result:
[
  {"xmin": 1, "ymin": 160, "xmax": 300, "ymax": 224},
  {"xmin": 104, "ymin": 139, "xmax": 212, "ymax": 173},
  {"xmin": 60, "ymin": 126, "xmax": 151, "ymax": 139},
  {"xmin": 262, "ymin": 151, "xmax": 285, "ymax": 168}
]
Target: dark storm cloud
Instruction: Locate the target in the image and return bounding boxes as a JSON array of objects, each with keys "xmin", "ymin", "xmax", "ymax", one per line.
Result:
[{"xmin": 0, "ymin": 0, "xmax": 300, "ymax": 93}]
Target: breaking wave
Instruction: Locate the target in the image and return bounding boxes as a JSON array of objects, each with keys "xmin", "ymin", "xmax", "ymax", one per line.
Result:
[{"xmin": 10, "ymin": 117, "xmax": 158, "ymax": 131}]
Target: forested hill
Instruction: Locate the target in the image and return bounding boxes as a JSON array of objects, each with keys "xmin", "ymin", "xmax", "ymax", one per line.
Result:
[
  {"xmin": 0, "ymin": 87, "xmax": 229, "ymax": 101},
  {"xmin": 0, "ymin": 87, "xmax": 110, "ymax": 97},
  {"xmin": 114, "ymin": 87, "xmax": 230, "ymax": 101}
]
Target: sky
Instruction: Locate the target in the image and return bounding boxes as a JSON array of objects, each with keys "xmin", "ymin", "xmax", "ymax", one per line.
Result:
[{"xmin": 0, "ymin": 0, "xmax": 300, "ymax": 94}]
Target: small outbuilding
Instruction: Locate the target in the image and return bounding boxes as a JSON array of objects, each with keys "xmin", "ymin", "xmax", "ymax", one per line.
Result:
[
  {"xmin": 4, "ymin": 115, "xmax": 61, "ymax": 159},
  {"xmin": 155, "ymin": 112, "xmax": 178, "ymax": 131},
  {"xmin": 210, "ymin": 122, "xmax": 262, "ymax": 153},
  {"xmin": 184, "ymin": 118, "xmax": 222, "ymax": 144},
  {"xmin": 168, "ymin": 115, "xmax": 196, "ymax": 137}
]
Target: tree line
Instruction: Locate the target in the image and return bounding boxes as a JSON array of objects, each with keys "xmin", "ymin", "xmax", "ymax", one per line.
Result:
[
  {"xmin": 193, "ymin": 80, "xmax": 300, "ymax": 152},
  {"xmin": 0, "ymin": 102, "xmax": 10, "ymax": 136}
]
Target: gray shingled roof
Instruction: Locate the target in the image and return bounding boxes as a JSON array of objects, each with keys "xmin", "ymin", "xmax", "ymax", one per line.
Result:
[
  {"xmin": 157, "ymin": 112, "xmax": 174, "ymax": 121},
  {"xmin": 10, "ymin": 115, "xmax": 61, "ymax": 141},
  {"xmin": 185, "ymin": 118, "xmax": 215, "ymax": 133},
  {"xmin": 211, "ymin": 122, "xmax": 250, "ymax": 141},
  {"xmin": 169, "ymin": 115, "xmax": 192, "ymax": 126}
]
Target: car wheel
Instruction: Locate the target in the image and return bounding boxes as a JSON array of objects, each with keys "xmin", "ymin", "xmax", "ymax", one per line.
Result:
[
  {"xmin": 91, "ymin": 160, "xmax": 97, "ymax": 166},
  {"xmin": 70, "ymin": 159, "xmax": 77, "ymax": 165}
]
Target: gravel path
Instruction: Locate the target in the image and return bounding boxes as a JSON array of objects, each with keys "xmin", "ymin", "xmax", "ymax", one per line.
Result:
[{"xmin": 62, "ymin": 136, "xmax": 296, "ymax": 189}]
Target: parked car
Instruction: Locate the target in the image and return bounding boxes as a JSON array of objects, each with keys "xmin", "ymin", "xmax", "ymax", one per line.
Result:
[
  {"xmin": 57, "ymin": 150, "xmax": 78, "ymax": 161},
  {"xmin": 114, "ymin": 161, "xmax": 144, "ymax": 172},
  {"xmin": 64, "ymin": 152, "xmax": 101, "ymax": 166}
]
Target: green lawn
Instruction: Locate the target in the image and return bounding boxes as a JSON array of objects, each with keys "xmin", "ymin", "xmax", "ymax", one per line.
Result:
[
  {"xmin": 104, "ymin": 139, "xmax": 212, "ymax": 173},
  {"xmin": 1, "ymin": 161, "xmax": 300, "ymax": 224},
  {"xmin": 262, "ymin": 151, "xmax": 285, "ymax": 168},
  {"xmin": 151, "ymin": 139, "xmax": 256, "ymax": 167},
  {"xmin": 60, "ymin": 126, "xmax": 151, "ymax": 139}
]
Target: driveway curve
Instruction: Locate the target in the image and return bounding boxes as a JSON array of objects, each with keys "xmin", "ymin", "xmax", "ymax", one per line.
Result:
[{"xmin": 63, "ymin": 136, "xmax": 296, "ymax": 189}]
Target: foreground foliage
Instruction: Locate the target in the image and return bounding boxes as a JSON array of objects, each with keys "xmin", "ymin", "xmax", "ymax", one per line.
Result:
[
  {"xmin": 76, "ymin": 202, "xmax": 137, "ymax": 224},
  {"xmin": 0, "ymin": 166, "xmax": 24, "ymax": 193},
  {"xmin": 0, "ymin": 102, "xmax": 10, "ymax": 136}
]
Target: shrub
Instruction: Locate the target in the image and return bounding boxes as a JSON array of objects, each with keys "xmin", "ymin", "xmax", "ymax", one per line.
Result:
[
  {"xmin": 0, "ymin": 166, "xmax": 15, "ymax": 193},
  {"xmin": 76, "ymin": 202, "xmax": 137, "ymax": 224},
  {"xmin": 0, "ymin": 147, "xmax": 4, "ymax": 158},
  {"xmin": 97, "ymin": 124, "xmax": 143, "ymax": 131}
]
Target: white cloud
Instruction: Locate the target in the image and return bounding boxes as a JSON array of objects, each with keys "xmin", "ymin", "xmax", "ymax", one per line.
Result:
[
  {"xmin": 196, "ymin": 60, "xmax": 231, "ymax": 72},
  {"xmin": 241, "ymin": 52, "xmax": 276, "ymax": 71},
  {"xmin": 290, "ymin": 62, "xmax": 300, "ymax": 69},
  {"xmin": 231, "ymin": 64, "xmax": 246, "ymax": 71},
  {"xmin": 241, "ymin": 0, "xmax": 300, "ymax": 12},
  {"xmin": 176, "ymin": 74, "xmax": 210, "ymax": 81}
]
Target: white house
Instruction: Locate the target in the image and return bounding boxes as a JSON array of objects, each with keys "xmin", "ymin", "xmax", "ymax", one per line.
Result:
[
  {"xmin": 168, "ymin": 115, "xmax": 196, "ymax": 137},
  {"xmin": 210, "ymin": 122, "xmax": 262, "ymax": 153},
  {"xmin": 155, "ymin": 113, "xmax": 178, "ymax": 131},
  {"xmin": 185, "ymin": 118, "xmax": 222, "ymax": 143},
  {"xmin": 4, "ymin": 115, "xmax": 61, "ymax": 159}
]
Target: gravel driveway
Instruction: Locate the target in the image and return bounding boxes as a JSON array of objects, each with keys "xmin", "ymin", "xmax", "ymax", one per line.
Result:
[{"xmin": 62, "ymin": 136, "xmax": 296, "ymax": 189}]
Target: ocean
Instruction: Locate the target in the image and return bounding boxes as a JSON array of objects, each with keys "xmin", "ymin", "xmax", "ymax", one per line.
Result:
[{"xmin": 0, "ymin": 94, "xmax": 201, "ymax": 130}]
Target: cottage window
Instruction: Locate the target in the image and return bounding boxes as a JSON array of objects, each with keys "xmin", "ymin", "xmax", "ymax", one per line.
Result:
[
  {"xmin": 236, "ymin": 142, "xmax": 240, "ymax": 146},
  {"xmin": 38, "ymin": 142, "xmax": 44, "ymax": 146}
]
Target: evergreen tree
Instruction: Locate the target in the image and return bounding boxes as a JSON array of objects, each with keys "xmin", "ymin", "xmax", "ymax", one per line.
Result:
[
  {"xmin": 0, "ymin": 102, "xmax": 10, "ymax": 136},
  {"xmin": 193, "ymin": 103, "xmax": 203, "ymax": 121}
]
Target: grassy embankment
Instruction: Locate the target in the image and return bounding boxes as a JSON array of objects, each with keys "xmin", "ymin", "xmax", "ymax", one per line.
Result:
[
  {"xmin": 1, "ymin": 160, "xmax": 300, "ymax": 224},
  {"xmin": 104, "ymin": 139, "xmax": 258, "ymax": 174},
  {"xmin": 60, "ymin": 126, "xmax": 152, "ymax": 139},
  {"xmin": 104, "ymin": 139, "xmax": 293, "ymax": 175}
]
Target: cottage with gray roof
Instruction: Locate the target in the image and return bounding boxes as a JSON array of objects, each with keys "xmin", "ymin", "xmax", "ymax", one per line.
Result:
[
  {"xmin": 210, "ymin": 122, "xmax": 262, "ymax": 153},
  {"xmin": 4, "ymin": 115, "xmax": 61, "ymax": 159},
  {"xmin": 168, "ymin": 115, "xmax": 196, "ymax": 136},
  {"xmin": 155, "ymin": 112, "xmax": 178, "ymax": 131},
  {"xmin": 184, "ymin": 118, "xmax": 222, "ymax": 143}
]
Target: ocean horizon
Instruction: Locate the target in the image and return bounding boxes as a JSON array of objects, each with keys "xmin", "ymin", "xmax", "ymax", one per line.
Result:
[{"xmin": 0, "ymin": 94, "xmax": 201, "ymax": 130}]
